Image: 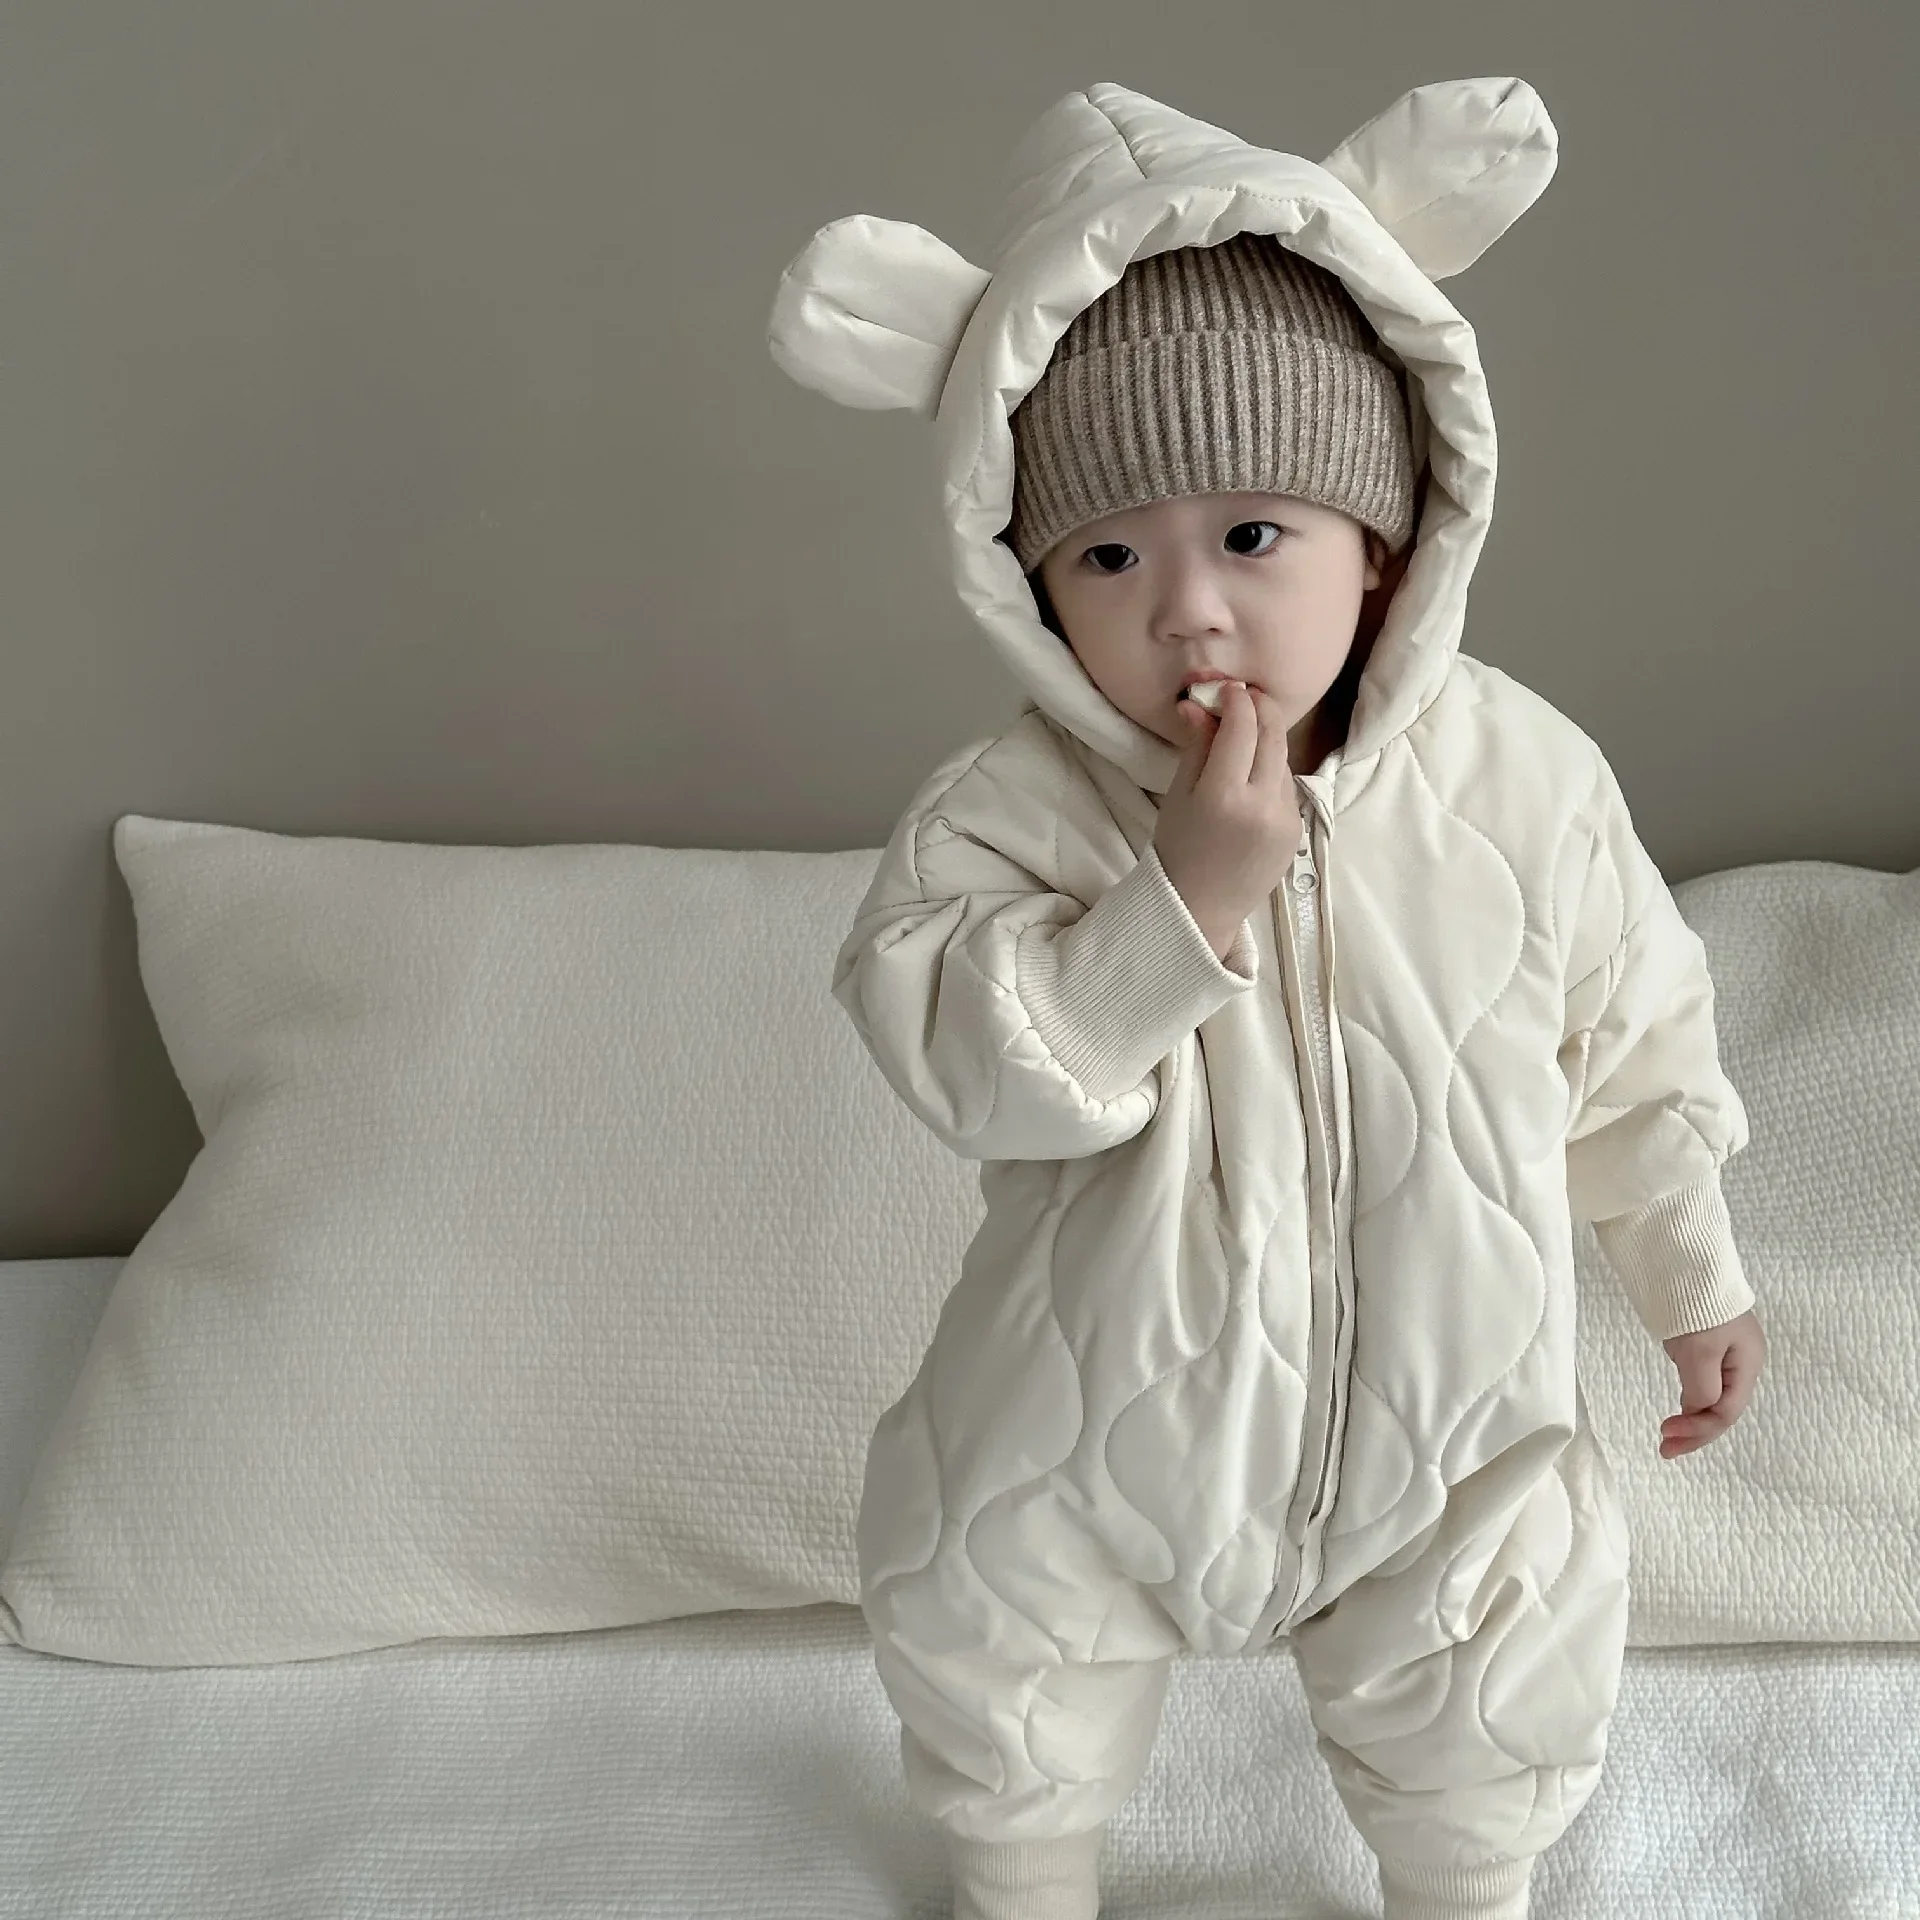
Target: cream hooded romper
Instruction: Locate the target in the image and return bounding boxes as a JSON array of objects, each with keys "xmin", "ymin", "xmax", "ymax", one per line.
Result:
[{"xmin": 768, "ymin": 77, "xmax": 1755, "ymax": 1912}]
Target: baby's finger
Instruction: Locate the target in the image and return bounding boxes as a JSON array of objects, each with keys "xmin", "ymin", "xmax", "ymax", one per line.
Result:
[
  {"xmin": 1660, "ymin": 1405, "xmax": 1731, "ymax": 1454},
  {"xmin": 1661, "ymin": 1404, "xmax": 1723, "ymax": 1434}
]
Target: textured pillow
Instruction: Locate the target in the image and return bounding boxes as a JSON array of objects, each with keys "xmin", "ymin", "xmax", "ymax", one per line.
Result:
[
  {"xmin": 1576, "ymin": 858, "xmax": 1920, "ymax": 1647},
  {"xmin": 0, "ymin": 815, "xmax": 979, "ymax": 1666},
  {"xmin": 0, "ymin": 818, "xmax": 1913, "ymax": 1666}
]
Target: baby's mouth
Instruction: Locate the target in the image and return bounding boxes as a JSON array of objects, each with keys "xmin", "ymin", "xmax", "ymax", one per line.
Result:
[{"xmin": 1177, "ymin": 678, "xmax": 1257, "ymax": 705}]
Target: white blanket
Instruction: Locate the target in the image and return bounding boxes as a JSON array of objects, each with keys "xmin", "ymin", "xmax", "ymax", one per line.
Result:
[
  {"xmin": 1, "ymin": 1598, "xmax": 1914, "ymax": 1917},
  {"xmin": 4, "ymin": 1258, "xmax": 1918, "ymax": 1917}
]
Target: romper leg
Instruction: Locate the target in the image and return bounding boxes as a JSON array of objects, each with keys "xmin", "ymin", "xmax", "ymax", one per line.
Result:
[
  {"xmin": 857, "ymin": 1388, "xmax": 1185, "ymax": 1918},
  {"xmin": 871, "ymin": 1628, "xmax": 1177, "ymax": 1918},
  {"xmin": 872, "ymin": 1629, "xmax": 1179, "ymax": 1841},
  {"xmin": 1285, "ymin": 1394, "xmax": 1631, "ymax": 1919}
]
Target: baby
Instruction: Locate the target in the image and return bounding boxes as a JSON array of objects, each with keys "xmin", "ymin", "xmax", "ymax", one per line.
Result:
[{"xmin": 771, "ymin": 80, "xmax": 1764, "ymax": 1920}]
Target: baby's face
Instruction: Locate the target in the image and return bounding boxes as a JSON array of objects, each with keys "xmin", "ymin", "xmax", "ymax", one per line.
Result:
[{"xmin": 1034, "ymin": 491, "xmax": 1384, "ymax": 764}]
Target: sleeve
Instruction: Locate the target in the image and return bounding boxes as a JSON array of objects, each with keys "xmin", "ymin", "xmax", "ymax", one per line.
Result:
[
  {"xmin": 1557, "ymin": 748, "xmax": 1756, "ymax": 1342},
  {"xmin": 830, "ymin": 745, "xmax": 1261, "ymax": 1162}
]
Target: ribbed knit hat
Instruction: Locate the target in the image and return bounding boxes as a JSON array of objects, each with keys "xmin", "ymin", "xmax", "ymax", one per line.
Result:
[{"xmin": 1005, "ymin": 231, "xmax": 1417, "ymax": 574}]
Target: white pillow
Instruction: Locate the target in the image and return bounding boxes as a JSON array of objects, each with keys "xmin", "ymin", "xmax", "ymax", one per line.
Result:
[
  {"xmin": 0, "ymin": 815, "xmax": 979, "ymax": 1666},
  {"xmin": 0, "ymin": 817, "xmax": 1912, "ymax": 1666}
]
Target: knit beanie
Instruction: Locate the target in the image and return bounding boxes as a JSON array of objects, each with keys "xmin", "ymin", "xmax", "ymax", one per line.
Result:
[{"xmin": 1005, "ymin": 230, "xmax": 1416, "ymax": 574}]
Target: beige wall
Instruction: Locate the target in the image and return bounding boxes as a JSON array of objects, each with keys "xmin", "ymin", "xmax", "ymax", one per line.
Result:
[{"xmin": 2, "ymin": 1, "xmax": 1914, "ymax": 1256}]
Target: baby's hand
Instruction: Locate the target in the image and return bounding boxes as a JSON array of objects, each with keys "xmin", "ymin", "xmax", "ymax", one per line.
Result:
[{"xmin": 1658, "ymin": 1309, "xmax": 1766, "ymax": 1459}]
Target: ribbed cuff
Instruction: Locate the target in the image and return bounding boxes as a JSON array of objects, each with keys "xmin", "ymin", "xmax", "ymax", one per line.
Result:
[
  {"xmin": 1590, "ymin": 1168, "xmax": 1756, "ymax": 1342},
  {"xmin": 944, "ymin": 1823, "xmax": 1106, "ymax": 1920},
  {"xmin": 1016, "ymin": 843, "xmax": 1259, "ymax": 1104},
  {"xmin": 1379, "ymin": 1851, "xmax": 1535, "ymax": 1919}
]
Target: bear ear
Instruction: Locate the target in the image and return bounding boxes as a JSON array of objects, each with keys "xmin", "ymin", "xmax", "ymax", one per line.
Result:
[
  {"xmin": 1319, "ymin": 76, "xmax": 1558, "ymax": 281},
  {"xmin": 768, "ymin": 213, "xmax": 993, "ymax": 418}
]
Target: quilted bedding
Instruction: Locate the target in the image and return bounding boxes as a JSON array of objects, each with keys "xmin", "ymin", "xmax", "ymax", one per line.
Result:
[{"xmin": 4, "ymin": 1610, "xmax": 1915, "ymax": 1919}]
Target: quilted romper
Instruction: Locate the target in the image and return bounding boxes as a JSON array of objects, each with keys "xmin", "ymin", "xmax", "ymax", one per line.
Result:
[{"xmin": 772, "ymin": 77, "xmax": 1755, "ymax": 1918}]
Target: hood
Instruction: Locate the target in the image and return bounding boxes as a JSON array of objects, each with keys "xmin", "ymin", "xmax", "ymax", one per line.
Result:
[{"xmin": 769, "ymin": 78, "xmax": 1557, "ymax": 797}]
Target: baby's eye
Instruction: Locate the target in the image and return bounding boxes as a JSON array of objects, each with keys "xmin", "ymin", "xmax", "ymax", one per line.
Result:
[
  {"xmin": 1079, "ymin": 522, "xmax": 1285, "ymax": 573},
  {"xmin": 1226, "ymin": 520, "xmax": 1285, "ymax": 556}
]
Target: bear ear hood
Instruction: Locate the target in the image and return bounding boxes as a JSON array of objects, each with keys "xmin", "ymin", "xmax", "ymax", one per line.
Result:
[{"xmin": 768, "ymin": 78, "xmax": 1557, "ymax": 795}]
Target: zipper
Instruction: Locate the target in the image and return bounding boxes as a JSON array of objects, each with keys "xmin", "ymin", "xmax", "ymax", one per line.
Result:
[
  {"xmin": 1294, "ymin": 833, "xmax": 1343, "ymax": 1526},
  {"xmin": 1272, "ymin": 782, "xmax": 1357, "ymax": 1628}
]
